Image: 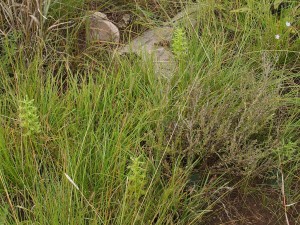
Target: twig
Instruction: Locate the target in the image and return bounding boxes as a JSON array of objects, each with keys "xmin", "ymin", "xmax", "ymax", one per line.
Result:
[
  {"xmin": 0, "ymin": 169, "xmax": 19, "ymax": 224},
  {"xmin": 64, "ymin": 173, "xmax": 104, "ymax": 223},
  {"xmin": 280, "ymin": 166, "xmax": 290, "ymax": 225}
]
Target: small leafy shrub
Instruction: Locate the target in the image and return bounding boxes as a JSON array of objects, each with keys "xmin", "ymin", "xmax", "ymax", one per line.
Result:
[{"xmin": 168, "ymin": 62, "xmax": 281, "ymax": 177}]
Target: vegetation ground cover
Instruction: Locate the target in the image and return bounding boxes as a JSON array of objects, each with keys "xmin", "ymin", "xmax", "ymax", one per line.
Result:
[{"xmin": 0, "ymin": 0, "xmax": 299, "ymax": 224}]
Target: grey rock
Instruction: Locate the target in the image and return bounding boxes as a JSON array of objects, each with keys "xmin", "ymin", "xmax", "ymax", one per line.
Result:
[
  {"xmin": 118, "ymin": 26, "xmax": 176, "ymax": 78},
  {"xmin": 118, "ymin": 5, "xmax": 199, "ymax": 77},
  {"xmin": 87, "ymin": 12, "xmax": 120, "ymax": 44},
  {"xmin": 118, "ymin": 14, "xmax": 131, "ymax": 28},
  {"xmin": 163, "ymin": 6, "xmax": 198, "ymax": 27}
]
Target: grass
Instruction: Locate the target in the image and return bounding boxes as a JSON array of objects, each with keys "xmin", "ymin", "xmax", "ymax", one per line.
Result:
[{"xmin": 0, "ymin": 0, "xmax": 299, "ymax": 224}]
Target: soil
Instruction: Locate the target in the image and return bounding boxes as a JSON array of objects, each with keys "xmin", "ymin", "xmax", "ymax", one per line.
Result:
[{"xmin": 206, "ymin": 188, "xmax": 300, "ymax": 225}]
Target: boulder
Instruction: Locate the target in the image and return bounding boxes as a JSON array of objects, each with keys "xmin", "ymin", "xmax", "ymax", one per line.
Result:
[
  {"xmin": 87, "ymin": 12, "xmax": 120, "ymax": 44},
  {"xmin": 118, "ymin": 5, "xmax": 199, "ymax": 78},
  {"xmin": 118, "ymin": 26, "xmax": 176, "ymax": 78}
]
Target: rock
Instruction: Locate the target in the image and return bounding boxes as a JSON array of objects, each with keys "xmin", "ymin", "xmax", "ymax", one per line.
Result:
[
  {"xmin": 118, "ymin": 5, "xmax": 199, "ymax": 78},
  {"xmin": 118, "ymin": 14, "xmax": 132, "ymax": 28},
  {"xmin": 163, "ymin": 6, "xmax": 198, "ymax": 27},
  {"xmin": 119, "ymin": 27, "xmax": 174, "ymax": 53},
  {"xmin": 118, "ymin": 26, "xmax": 176, "ymax": 78},
  {"xmin": 153, "ymin": 46, "xmax": 177, "ymax": 78},
  {"xmin": 87, "ymin": 12, "xmax": 120, "ymax": 44}
]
